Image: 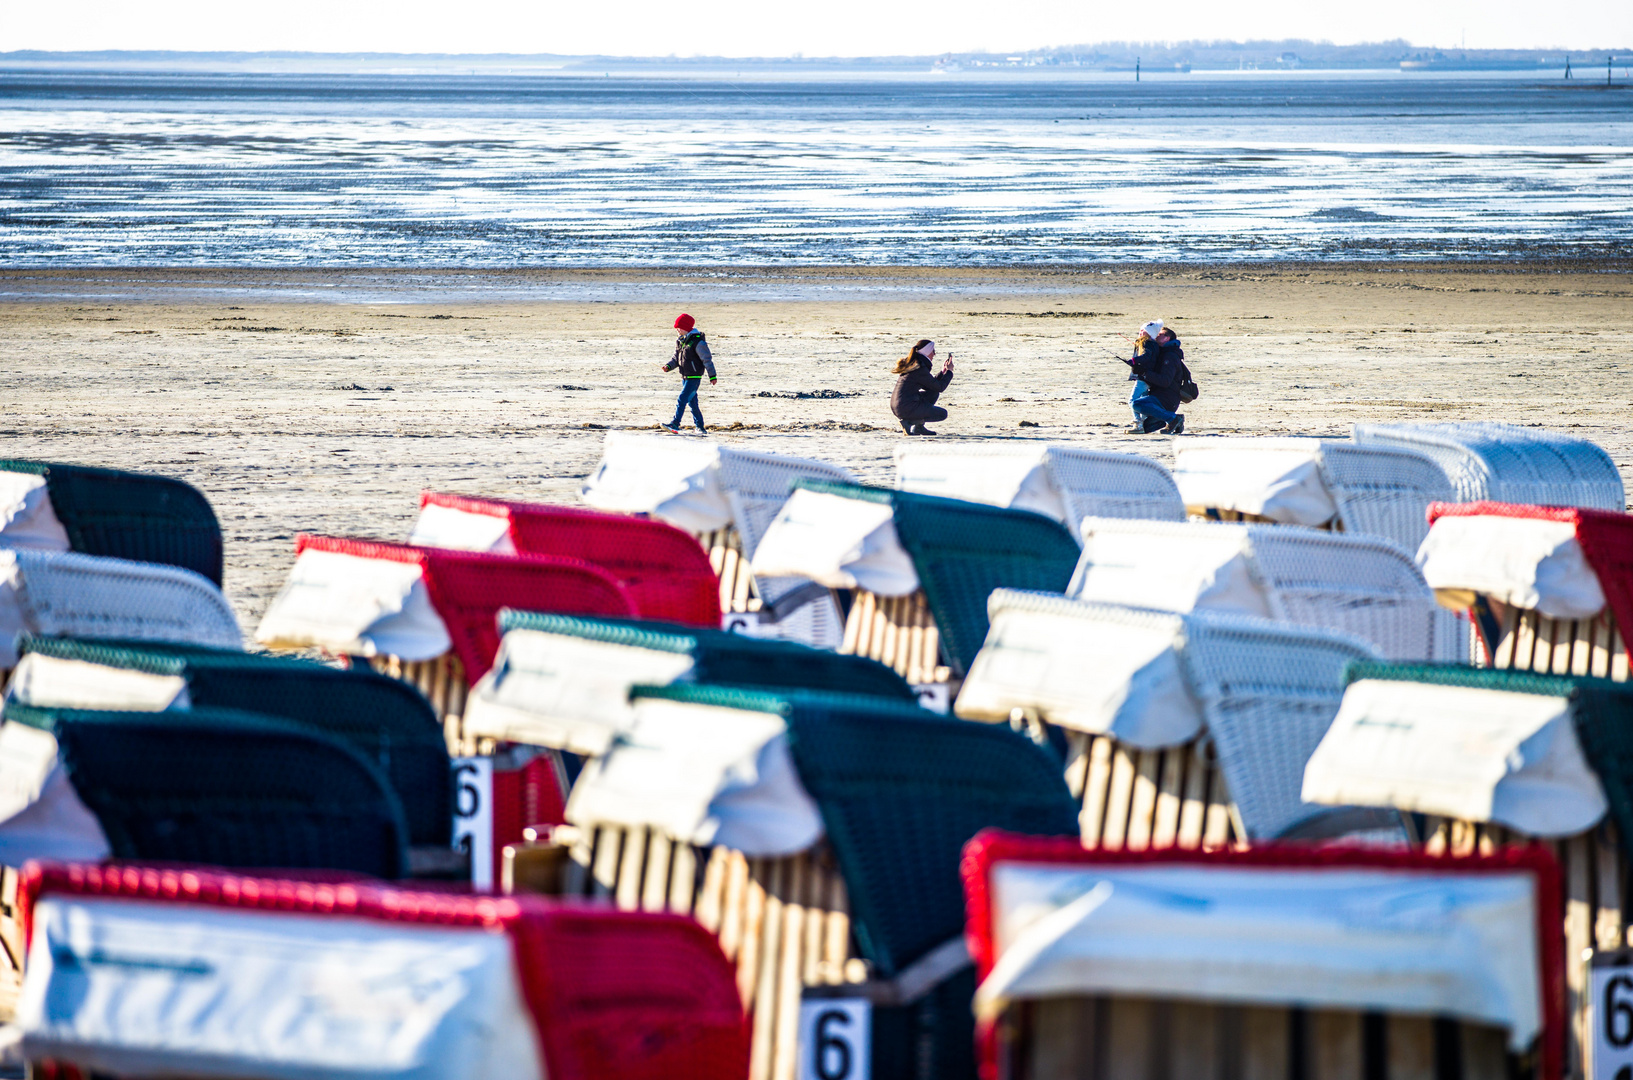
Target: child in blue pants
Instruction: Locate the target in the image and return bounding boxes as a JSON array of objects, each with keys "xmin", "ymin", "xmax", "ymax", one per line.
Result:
[{"xmin": 662, "ymin": 313, "xmax": 716, "ymax": 434}]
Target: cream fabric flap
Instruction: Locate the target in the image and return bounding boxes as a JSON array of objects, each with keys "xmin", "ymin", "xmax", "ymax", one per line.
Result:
[
  {"xmin": 1174, "ymin": 440, "xmax": 1339, "ymax": 526},
  {"xmin": 1417, "ymin": 516, "xmax": 1605, "ymax": 619},
  {"xmin": 18, "ymin": 896, "xmax": 546, "ymax": 1080},
  {"xmin": 1303, "ymin": 679, "xmax": 1606, "ymax": 837},
  {"xmin": 0, "ymin": 472, "xmax": 70, "ymax": 552},
  {"xmin": 894, "ymin": 447, "xmax": 1065, "ymax": 522},
  {"xmin": 254, "ymin": 549, "xmax": 451, "ymax": 661},
  {"xmin": 6, "ymin": 653, "xmax": 191, "ymax": 712},
  {"xmin": 956, "ymin": 597, "xmax": 1205, "ymax": 749},
  {"xmin": 977, "ymin": 861, "xmax": 1542, "ymax": 1050},
  {"xmin": 0, "ymin": 722, "xmax": 111, "ymax": 864},
  {"xmin": 751, "ymin": 489, "xmax": 919, "ymax": 597},
  {"xmin": 1069, "ymin": 521, "xmax": 1274, "ymax": 620},
  {"xmin": 578, "ymin": 432, "xmax": 732, "ymax": 532},
  {"xmin": 406, "ymin": 504, "xmax": 517, "ymax": 555},
  {"xmin": 462, "ymin": 628, "xmax": 698, "ymax": 756},
  {"xmin": 565, "ymin": 696, "xmax": 824, "ymax": 856}
]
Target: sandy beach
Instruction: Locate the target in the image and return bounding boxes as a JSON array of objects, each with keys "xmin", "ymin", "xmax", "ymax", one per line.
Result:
[{"xmin": 4, "ymin": 263, "xmax": 1630, "ymax": 632}]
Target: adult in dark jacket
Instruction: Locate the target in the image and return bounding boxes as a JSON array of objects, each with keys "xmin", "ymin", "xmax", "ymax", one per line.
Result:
[
  {"xmin": 1129, "ymin": 322, "xmax": 1187, "ymax": 435},
  {"xmin": 890, "ymin": 339, "xmax": 954, "ymax": 435}
]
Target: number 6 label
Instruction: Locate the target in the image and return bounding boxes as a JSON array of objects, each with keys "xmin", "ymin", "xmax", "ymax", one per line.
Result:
[
  {"xmin": 1591, "ymin": 951, "xmax": 1633, "ymax": 1080},
  {"xmin": 797, "ymin": 998, "xmax": 870, "ymax": 1080}
]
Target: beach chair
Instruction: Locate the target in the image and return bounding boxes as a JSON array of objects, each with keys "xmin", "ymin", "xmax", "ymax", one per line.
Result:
[
  {"xmin": 1420, "ymin": 501, "xmax": 1633, "ymax": 678},
  {"xmin": 517, "ymin": 684, "xmax": 1076, "ymax": 1080},
  {"xmin": 1, "ymin": 704, "xmax": 411, "ymax": 879},
  {"xmin": 1172, "ymin": 436, "xmax": 1455, "ymax": 552},
  {"xmin": 254, "ymin": 534, "xmax": 635, "ymax": 740},
  {"xmin": 894, "ymin": 443, "xmax": 1185, "ymax": 534},
  {"xmin": 463, "ymin": 610, "xmax": 915, "ymax": 756},
  {"xmin": 752, "ymin": 481, "xmax": 1080, "ymax": 707},
  {"xmin": 0, "ymin": 549, "xmax": 241, "ymax": 680},
  {"xmin": 956, "ymin": 590, "xmax": 1386, "ymax": 850},
  {"xmin": 579, "ymin": 432, "xmax": 856, "ymax": 647},
  {"xmin": 1354, "ymin": 422, "xmax": 1625, "ymax": 511},
  {"xmin": 409, "ymin": 491, "xmax": 721, "ymax": 627},
  {"xmin": 1071, "ymin": 517, "xmax": 1466, "ymax": 661},
  {"xmin": 963, "ymin": 831, "xmax": 1563, "ymax": 1080},
  {"xmin": 1302, "ymin": 662, "xmax": 1633, "ymax": 1079},
  {"xmin": 15, "ymin": 862, "xmax": 750, "ymax": 1080},
  {"xmin": 0, "ymin": 458, "xmax": 224, "ymax": 585}
]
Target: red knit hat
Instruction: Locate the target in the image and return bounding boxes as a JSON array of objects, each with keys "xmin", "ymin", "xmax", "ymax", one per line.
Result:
[{"xmin": 674, "ymin": 313, "xmax": 695, "ymax": 331}]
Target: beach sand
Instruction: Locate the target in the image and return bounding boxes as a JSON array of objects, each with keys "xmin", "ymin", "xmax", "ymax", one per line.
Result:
[{"xmin": 4, "ymin": 264, "xmax": 1630, "ymax": 632}]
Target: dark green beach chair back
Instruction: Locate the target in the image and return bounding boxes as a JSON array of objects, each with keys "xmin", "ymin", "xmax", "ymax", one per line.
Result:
[
  {"xmin": 498, "ymin": 610, "xmax": 919, "ymax": 701},
  {"xmin": 9, "ymin": 704, "xmax": 410, "ymax": 879},
  {"xmin": 794, "ymin": 481, "xmax": 1081, "ymax": 673},
  {"xmin": 16, "ymin": 636, "xmax": 451, "ymax": 847},
  {"xmin": 0, "ymin": 459, "xmax": 224, "ymax": 585}
]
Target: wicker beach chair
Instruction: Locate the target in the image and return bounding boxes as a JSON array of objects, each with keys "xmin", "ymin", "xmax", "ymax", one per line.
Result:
[
  {"xmin": 1071, "ymin": 517, "xmax": 1466, "ymax": 662},
  {"xmin": 962, "ymin": 831, "xmax": 1562, "ymax": 1080},
  {"xmin": 463, "ymin": 610, "xmax": 915, "ymax": 756},
  {"xmin": 410, "ymin": 492, "xmax": 721, "ymax": 627},
  {"xmin": 752, "ymin": 481, "xmax": 1081, "ymax": 706},
  {"xmin": 1172, "ymin": 436, "xmax": 1455, "ymax": 552},
  {"xmin": 16, "ymin": 862, "xmax": 750, "ymax": 1080},
  {"xmin": 516, "ymin": 684, "xmax": 1076, "ymax": 1080},
  {"xmin": 254, "ymin": 534, "xmax": 635, "ymax": 744},
  {"xmin": 0, "ymin": 458, "xmax": 224, "ymax": 585},
  {"xmin": 579, "ymin": 432, "xmax": 856, "ymax": 647},
  {"xmin": 956, "ymin": 591, "xmax": 1385, "ymax": 850},
  {"xmin": 1354, "ymin": 422, "xmax": 1625, "ymax": 511},
  {"xmin": 3, "ymin": 703, "xmax": 411, "ymax": 879},
  {"xmin": 894, "ymin": 443, "xmax": 1185, "ymax": 535},
  {"xmin": 0, "ymin": 549, "xmax": 241, "ymax": 681},
  {"xmin": 1420, "ymin": 501, "xmax": 1633, "ymax": 677},
  {"xmin": 1302, "ymin": 662, "xmax": 1633, "ymax": 1080}
]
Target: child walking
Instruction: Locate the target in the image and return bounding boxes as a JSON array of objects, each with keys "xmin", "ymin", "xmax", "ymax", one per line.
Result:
[{"xmin": 661, "ymin": 313, "xmax": 716, "ymax": 434}]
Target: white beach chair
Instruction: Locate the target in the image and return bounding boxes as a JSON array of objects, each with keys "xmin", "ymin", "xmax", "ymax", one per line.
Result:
[
  {"xmin": 1071, "ymin": 517, "xmax": 1466, "ymax": 661},
  {"xmin": 579, "ymin": 432, "xmax": 855, "ymax": 648},
  {"xmin": 893, "ymin": 443, "xmax": 1184, "ymax": 534},
  {"xmin": 1354, "ymin": 421, "xmax": 1625, "ymax": 511},
  {"xmin": 1173, "ymin": 436, "xmax": 1455, "ymax": 552},
  {"xmin": 964, "ymin": 832, "xmax": 1556, "ymax": 1080},
  {"xmin": 956, "ymin": 590, "xmax": 1384, "ymax": 848}
]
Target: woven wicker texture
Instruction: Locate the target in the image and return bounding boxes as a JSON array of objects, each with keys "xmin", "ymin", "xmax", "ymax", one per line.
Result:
[
  {"xmin": 295, "ymin": 535, "xmax": 636, "ymax": 682},
  {"xmin": 1040, "ymin": 446, "xmax": 1186, "ymax": 528},
  {"xmin": 1354, "ymin": 422, "xmax": 1625, "ymax": 511},
  {"xmin": 1317, "ymin": 441, "xmax": 1456, "ymax": 552},
  {"xmin": 422, "ymin": 493, "xmax": 720, "ymax": 627},
  {"xmin": 795, "ymin": 480, "xmax": 1081, "ymax": 674},
  {"xmin": 10, "ymin": 705, "xmax": 410, "ymax": 878},
  {"xmin": 1, "ymin": 459, "xmax": 224, "ymax": 585},
  {"xmin": 21, "ymin": 862, "xmax": 751, "ymax": 1080},
  {"xmin": 0, "ymin": 548, "xmax": 240, "ymax": 658},
  {"xmin": 15, "ymin": 635, "xmax": 451, "ymax": 846},
  {"xmin": 498, "ymin": 609, "xmax": 917, "ymax": 700}
]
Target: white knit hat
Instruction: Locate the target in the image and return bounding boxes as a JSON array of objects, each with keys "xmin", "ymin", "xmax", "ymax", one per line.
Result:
[
  {"xmin": 1140, "ymin": 320, "xmax": 1164, "ymax": 339},
  {"xmin": 916, "ymin": 340, "xmax": 936, "ymax": 357}
]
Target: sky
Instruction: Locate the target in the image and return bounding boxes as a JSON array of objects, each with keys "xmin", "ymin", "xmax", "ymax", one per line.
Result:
[{"xmin": 4, "ymin": 0, "xmax": 1629, "ymax": 57}]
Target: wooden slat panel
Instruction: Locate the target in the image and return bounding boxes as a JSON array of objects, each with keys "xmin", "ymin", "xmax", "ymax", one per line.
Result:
[
  {"xmin": 1491, "ymin": 603, "xmax": 1521, "ymax": 669},
  {"xmin": 1460, "ymin": 1023, "xmax": 1510, "ymax": 1080},
  {"xmin": 1099, "ymin": 747, "xmax": 1139, "ymax": 851},
  {"xmin": 1079, "ymin": 736, "xmax": 1116, "ymax": 849},
  {"xmin": 1565, "ymin": 833, "xmax": 1594, "ymax": 1080},
  {"xmin": 615, "ymin": 824, "xmax": 647, "ymax": 911},
  {"xmin": 1169, "ymin": 1000, "xmax": 1219, "ymax": 1080},
  {"xmin": 821, "ymin": 869, "xmax": 851, "ymax": 985},
  {"xmin": 1309, "ymin": 1011, "xmax": 1362, "ymax": 1080},
  {"xmin": 802, "ymin": 856, "xmax": 827, "ymax": 987},
  {"xmin": 747, "ymin": 860, "xmax": 784, "ymax": 1080},
  {"xmin": 1124, "ymin": 751, "xmax": 1162, "ymax": 852},
  {"xmin": 1239, "ymin": 1005, "xmax": 1289, "ymax": 1080},
  {"xmin": 1511, "ymin": 610, "xmax": 1538, "ymax": 673},
  {"xmin": 771, "ymin": 858, "xmax": 808, "ymax": 1080},
  {"xmin": 1202, "ymin": 752, "xmax": 1235, "ymax": 852},
  {"xmin": 1031, "ymin": 997, "xmax": 1104, "ymax": 1080},
  {"xmin": 1064, "ymin": 732, "xmax": 1091, "ymax": 801},
  {"xmin": 590, "ymin": 824, "xmax": 623, "ymax": 899},
  {"xmin": 1592, "ymin": 613, "xmax": 1614, "ymax": 679},
  {"xmin": 695, "ymin": 846, "xmax": 730, "ymax": 934},
  {"xmin": 642, "ymin": 831, "xmax": 672, "ymax": 913},
  {"xmin": 1102, "ymin": 997, "xmax": 1151, "ymax": 1080},
  {"xmin": 1385, "ymin": 1015, "xmax": 1435, "ymax": 1080},
  {"xmin": 719, "ymin": 850, "xmax": 751, "ymax": 962},
  {"xmin": 1177, "ymin": 744, "xmax": 1211, "ymax": 851},
  {"xmin": 1613, "ymin": 616, "xmax": 1629, "ymax": 682},
  {"xmin": 669, "ymin": 841, "xmax": 699, "ymax": 916},
  {"xmin": 1596, "ymin": 820, "xmax": 1626, "ymax": 951},
  {"xmin": 1571, "ymin": 618, "xmax": 1595, "ymax": 677},
  {"xmin": 1152, "ymin": 748, "xmax": 1186, "ymax": 850}
]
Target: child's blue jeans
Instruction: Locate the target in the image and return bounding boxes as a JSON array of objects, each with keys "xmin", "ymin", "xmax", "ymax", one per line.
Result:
[{"xmin": 670, "ymin": 380, "xmax": 704, "ymax": 429}]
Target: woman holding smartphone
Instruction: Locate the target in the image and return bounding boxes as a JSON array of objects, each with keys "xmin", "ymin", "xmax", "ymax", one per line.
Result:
[{"xmin": 890, "ymin": 338, "xmax": 954, "ymax": 436}]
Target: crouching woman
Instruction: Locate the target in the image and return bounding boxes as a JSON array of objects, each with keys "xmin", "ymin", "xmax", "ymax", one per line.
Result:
[{"xmin": 891, "ymin": 339, "xmax": 954, "ymax": 436}]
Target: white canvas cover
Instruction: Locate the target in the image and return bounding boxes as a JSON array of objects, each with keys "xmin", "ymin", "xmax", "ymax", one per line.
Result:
[
  {"xmin": 18, "ymin": 896, "xmax": 546, "ymax": 1080},
  {"xmin": 1068, "ymin": 520, "xmax": 1274, "ymax": 620},
  {"xmin": 750, "ymin": 489, "xmax": 919, "ymax": 597},
  {"xmin": 0, "ymin": 471, "xmax": 70, "ymax": 552},
  {"xmin": 1417, "ymin": 515, "xmax": 1606, "ymax": 619},
  {"xmin": 565, "ymin": 694, "xmax": 824, "ymax": 856},
  {"xmin": 1173, "ymin": 439, "xmax": 1339, "ymax": 526},
  {"xmin": 1303, "ymin": 679, "xmax": 1607, "ymax": 837},
  {"xmin": 0, "ymin": 550, "xmax": 241, "ymax": 669},
  {"xmin": 578, "ymin": 432, "xmax": 736, "ymax": 533},
  {"xmin": 0, "ymin": 722, "xmax": 110, "ymax": 864},
  {"xmin": 254, "ymin": 549, "xmax": 451, "ymax": 661},
  {"xmin": 5, "ymin": 653, "xmax": 192, "ymax": 712},
  {"xmin": 462, "ymin": 627, "xmax": 698, "ymax": 755},
  {"xmin": 405, "ymin": 502, "xmax": 516, "ymax": 555},
  {"xmin": 956, "ymin": 592, "xmax": 1206, "ymax": 749},
  {"xmin": 975, "ymin": 860, "xmax": 1542, "ymax": 1051}
]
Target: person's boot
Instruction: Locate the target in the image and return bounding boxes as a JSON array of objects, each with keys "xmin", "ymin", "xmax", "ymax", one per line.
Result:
[
  {"xmin": 662, "ymin": 422, "xmax": 681, "ymax": 434},
  {"xmin": 913, "ymin": 423, "xmax": 938, "ymax": 436},
  {"xmin": 1126, "ymin": 419, "xmax": 1148, "ymax": 433},
  {"xmin": 696, "ymin": 426, "xmax": 708, "ymax": 436},
  {"xmin": 1163, "ymin": 414, "xmax": 1186, "ymax": 435},
  {"xmin": 900, "ymin": 418, "xmax": 917, "ymax": 436}
]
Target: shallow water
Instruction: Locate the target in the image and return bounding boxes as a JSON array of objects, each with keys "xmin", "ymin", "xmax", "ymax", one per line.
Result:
[{"xmin": 1, "ymin": 69, "xmax": 1629, "ymax": 265}]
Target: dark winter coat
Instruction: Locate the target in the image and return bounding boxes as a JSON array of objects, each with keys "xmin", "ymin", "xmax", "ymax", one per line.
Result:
[
  {"xmin": 891, "ymin": 357, "xmax": 953, "ymax": 420},
  {"xmin": 664, "ymin": 331, "xmax": 717, "ymax": 380},
  {"xmin": 1131, "ymin": 336, "xmax": 1186, "ymax": 413}
]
